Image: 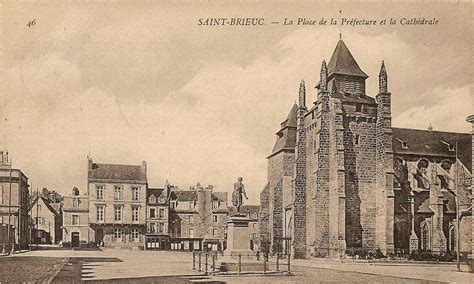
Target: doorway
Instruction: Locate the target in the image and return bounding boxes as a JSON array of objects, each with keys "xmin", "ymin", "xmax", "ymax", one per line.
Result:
[
  {"xmin": 96, "ymin": 229, "xmax": 104, "ymax": 246},
  {"xmin": 71, "ymin": 232, "xmax": 80, "ymax": 247}
]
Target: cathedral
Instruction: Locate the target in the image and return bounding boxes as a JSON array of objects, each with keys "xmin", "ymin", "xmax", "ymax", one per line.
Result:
[{"xmin": 259, "ymin": 38, "xmax": 472, "ymax": 259}]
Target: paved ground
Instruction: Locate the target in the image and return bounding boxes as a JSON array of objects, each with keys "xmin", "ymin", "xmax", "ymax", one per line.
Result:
[
  {"xmin": 16, "ymin": 248, "xmax": 202, "ymax": 281},
  {"xmin": 3, "ymin": 249, "xmax": 473, "ymax": 283},
  {"xmin": 210, "ymin": 267, "xmax": 439, "ymax": 283},
  {"xmin": 0, "ymin": 255, "xmax": 67, "ymax": 283},
  {"xmin": 291, "ymin": 258, "xmax": 473, "ymax": 284}
]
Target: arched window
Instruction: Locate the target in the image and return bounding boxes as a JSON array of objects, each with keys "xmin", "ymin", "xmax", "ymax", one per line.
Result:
[
  {"xmin": 420, "ymin": 221, "xmax": 430, "ymax": 251},
  {"xmin": 448, "ymin": 223, "xmax": 456, "ymax": 253}
]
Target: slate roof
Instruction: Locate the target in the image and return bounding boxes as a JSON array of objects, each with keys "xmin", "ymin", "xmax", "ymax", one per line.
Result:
[
  {"xmin": 88, "ymin": 163, "xmax": 146, "ymax": 182},
  {"xmin": 173, "ymin": 190, "xmax": 198, "ymax": 201},
  {"xmin": 327, "ymin": 40, "xmax": 368, "ymax": 78},
  {"xmin": 332, "ymin": 92, "xmax": 377, "ymax": 105},
  {"xmin": 392, "ymin": 128, "xmax": 472, "ymax": 171},
  {"xmin": 268, "ymin": 104, "xmax": 297, "ymax": 158},
  {"xmin": 30, "ymin": 195, "xmax": 61, "ymax": 215},
  {"xmin": 213, "ymin": 192, "xmax": 228, "ymax": 202},
  {"xmin": 280, "ymin": 104, "xmax": 298, "ymax": 129},
  {"xmin": 147, "ymin": 188, "xmax": 167, "ymax": 204}
]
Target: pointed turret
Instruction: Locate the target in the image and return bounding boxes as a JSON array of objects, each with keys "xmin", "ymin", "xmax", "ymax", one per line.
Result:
[
  {"xmin": 379, "ymin": 61, "xmax": 388, "ymax": 93},
  {"xmin": 320, "ymin": 60, "xmax": 328, "ymax": 92},
  {"xmin": 327, "ymin": 39, "xmax": 368, "ymax": 78},
  {"xmin": 299, "ymin": 80, "xmax": 306, "ymax": 107}
]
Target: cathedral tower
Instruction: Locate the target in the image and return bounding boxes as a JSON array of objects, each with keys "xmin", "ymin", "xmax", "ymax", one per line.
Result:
[
  {"xmin": 375, "ymin": 61, "xmax": 395, "ymax": 253},
  {"xmin": 293, "ymin": 80, "xmax": 308, "ymax": 258}
]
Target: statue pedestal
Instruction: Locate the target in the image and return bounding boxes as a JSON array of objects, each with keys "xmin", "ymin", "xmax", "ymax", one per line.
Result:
[
  {"xmin": 224, "ymin": 215, "xmax": 253, "ymax": 256},
  {"xmin": 220, "ymin": 215, "xmax": 262, "ymax": 272}
]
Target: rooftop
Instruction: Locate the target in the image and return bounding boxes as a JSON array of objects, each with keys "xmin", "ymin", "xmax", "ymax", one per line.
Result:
[
  {"xmin": 88, "ymin": 161, "xmax": 147, "ymax": 182},
  {"xmin": 327, "ymin": 39, "xmax": 368, "ymax": 78}
]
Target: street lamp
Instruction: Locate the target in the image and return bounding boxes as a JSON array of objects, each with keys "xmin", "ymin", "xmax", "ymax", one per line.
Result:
[{"xmin": 454, "ymin": 141, "xmax": 461, "ymax": 272}]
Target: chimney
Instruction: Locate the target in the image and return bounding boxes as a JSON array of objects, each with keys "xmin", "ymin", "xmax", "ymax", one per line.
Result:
[{"xmin": 141, "ymin": 160, "xmax": 147, "ymax": 181}]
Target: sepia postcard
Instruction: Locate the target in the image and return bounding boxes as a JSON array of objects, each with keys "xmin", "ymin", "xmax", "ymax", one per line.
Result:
[{"xmin": 0, "ymin": 1, "xmax": 473, "ymax": 283}]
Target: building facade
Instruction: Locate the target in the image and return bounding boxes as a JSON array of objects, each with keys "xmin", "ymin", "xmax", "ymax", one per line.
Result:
[
  {"xmin": 0, "ymin": 152, "xmax": 30, "ymax": 251},
  {"xmin": 466, "ymin": 115, "xmax": 474, "ymax": 270},
  {"xmin": 145, "ymin": 183, "xmax": 171, "ymax": 250},
  {"xmin": 261, "ymin": 39, "xmax": 472, "ymax": 259},
  {"xmin": 169, "ymin": 183, "xmax": 229, "ymax": 251},
  {"xmin": 62, "ymin": 187, "xmax": 89, "ymax": 247},
  {"xmin": 87, "ymin": 158, "xmax": 147, "ymax": 248},
  {"xmin": 30, "ymin": 190, "xmax": 62, "ymax": 244}
]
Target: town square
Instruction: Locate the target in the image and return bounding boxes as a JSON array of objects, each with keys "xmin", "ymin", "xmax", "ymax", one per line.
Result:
[{"xmin": 1, "ymin": 1, "xmax": 473, "ymax": 283}]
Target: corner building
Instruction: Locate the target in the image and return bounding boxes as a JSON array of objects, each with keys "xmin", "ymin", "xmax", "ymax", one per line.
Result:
[
  {"xmin": 87, "ymin": 158, "xmax": 147, "ymax": 248},
  {"xmin": 261, "ymin": 39, "xmax": 472, "ymax": 259}
]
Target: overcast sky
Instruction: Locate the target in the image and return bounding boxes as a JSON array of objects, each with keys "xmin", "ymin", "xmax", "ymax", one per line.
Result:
[{"xmin": 1, "ymin": 2, "xmax": 472, "ymax": 204}]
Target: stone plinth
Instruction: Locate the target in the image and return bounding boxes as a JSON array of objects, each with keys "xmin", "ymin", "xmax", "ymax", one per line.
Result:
[
  {"xmin": 220, "ymin": 215, "xmax": 261, "ymax": 272},
  {"xmin": 224, "ymin": 215, "xmax": 253, "ymax": 256},
  {"xmin": 409, "ymin": 231, "xmax": 419, "ymax": 253}
]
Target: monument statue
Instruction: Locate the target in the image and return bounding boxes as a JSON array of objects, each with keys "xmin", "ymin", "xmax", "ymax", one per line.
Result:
[{"xmin": 232, "ymin": 177, "xmax": 248, "ymax": 213}]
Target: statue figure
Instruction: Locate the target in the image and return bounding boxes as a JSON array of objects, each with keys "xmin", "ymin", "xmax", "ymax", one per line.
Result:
[{"xmin": 232, "ymin": 177, "xmax": 248, "ymax": 213}]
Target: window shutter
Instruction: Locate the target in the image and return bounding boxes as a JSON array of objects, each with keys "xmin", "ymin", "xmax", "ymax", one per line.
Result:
[
  {"xmin": 112, "ymin": 230, "xmax": 116, "ymax": 242},
  {"xmin": 122, "ymin": 230, "xmax": 126, "ymax": 242},
  {"xmin": 139, "ymin": 229, "xmax": 143, "ymax": 242},
  {"xmin": 129, "ymin": 230, "xmax": 133, "ymax": 242}
]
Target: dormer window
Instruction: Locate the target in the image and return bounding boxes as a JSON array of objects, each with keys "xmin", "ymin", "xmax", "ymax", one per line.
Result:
[
  {"xmin": 149, "ymin": 194, "xmax": 156, "ymax": 204},
  {"xmin": 396, "ymin": 138, "xmax": 408, "ymax": 149},
  {"xmin": 441, "ymin": 141, "xmax": 455, "ymax": 152},
  {"xmin": 355, "ymin": 104, "xmax": 362, "ymax": 112},
  {"xmin": 424, "ymin": 144, "xmax": 430, "ymax": 149}
]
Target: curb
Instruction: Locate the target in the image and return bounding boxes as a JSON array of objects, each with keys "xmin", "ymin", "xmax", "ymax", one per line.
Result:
[{"xmin": 37, "ymin": 256, "xmax": 71, "ymax": 283}]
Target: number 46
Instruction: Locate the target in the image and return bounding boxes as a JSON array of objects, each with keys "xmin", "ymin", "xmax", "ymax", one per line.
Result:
[{"xmin": 27, "ymin": 19, "xmax": 36, "ymax": 27}]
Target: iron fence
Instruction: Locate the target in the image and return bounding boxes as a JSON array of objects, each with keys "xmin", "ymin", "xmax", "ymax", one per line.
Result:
[
  {"xmin": 308, "ymin": 246, "xmax": 471, "ymax": 262},
  {"xmin": 192, "ymin": 251, "xmax": 291, "ymax": 275}
]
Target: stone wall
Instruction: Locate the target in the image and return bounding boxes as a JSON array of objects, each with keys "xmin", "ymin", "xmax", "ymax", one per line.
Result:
[
  {"xmin": 311, "ymin": 89, "xmax": 331, "ymax": 256},
  {"xmin": 259, "ymin": 184, "xmax": 270, "ymax": 244}
]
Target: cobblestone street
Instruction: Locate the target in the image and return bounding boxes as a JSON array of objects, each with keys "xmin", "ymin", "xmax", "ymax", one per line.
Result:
[
  {"xmin": 0, "ymin": 255, "xmax": 67, "ymax": 283},
  {"xmin": 1, "ymin": 249, "xmax": 472, "ymax": 283}
]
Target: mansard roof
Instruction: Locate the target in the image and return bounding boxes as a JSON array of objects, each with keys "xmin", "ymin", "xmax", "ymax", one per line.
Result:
[
  {"xmin": 268, "ymin": 104, "xmax": 297, "ymax": 158},
  {"xmin": 88, "ymin": 163, "xmax": 146, "ymax": 182},
  {"xmin": 392, "ymin": 128, "xmax": 472, "ymax": 171},
  {"xmin": 327, "ymin": 39, "xmax": 368, "ymax": 78}
]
